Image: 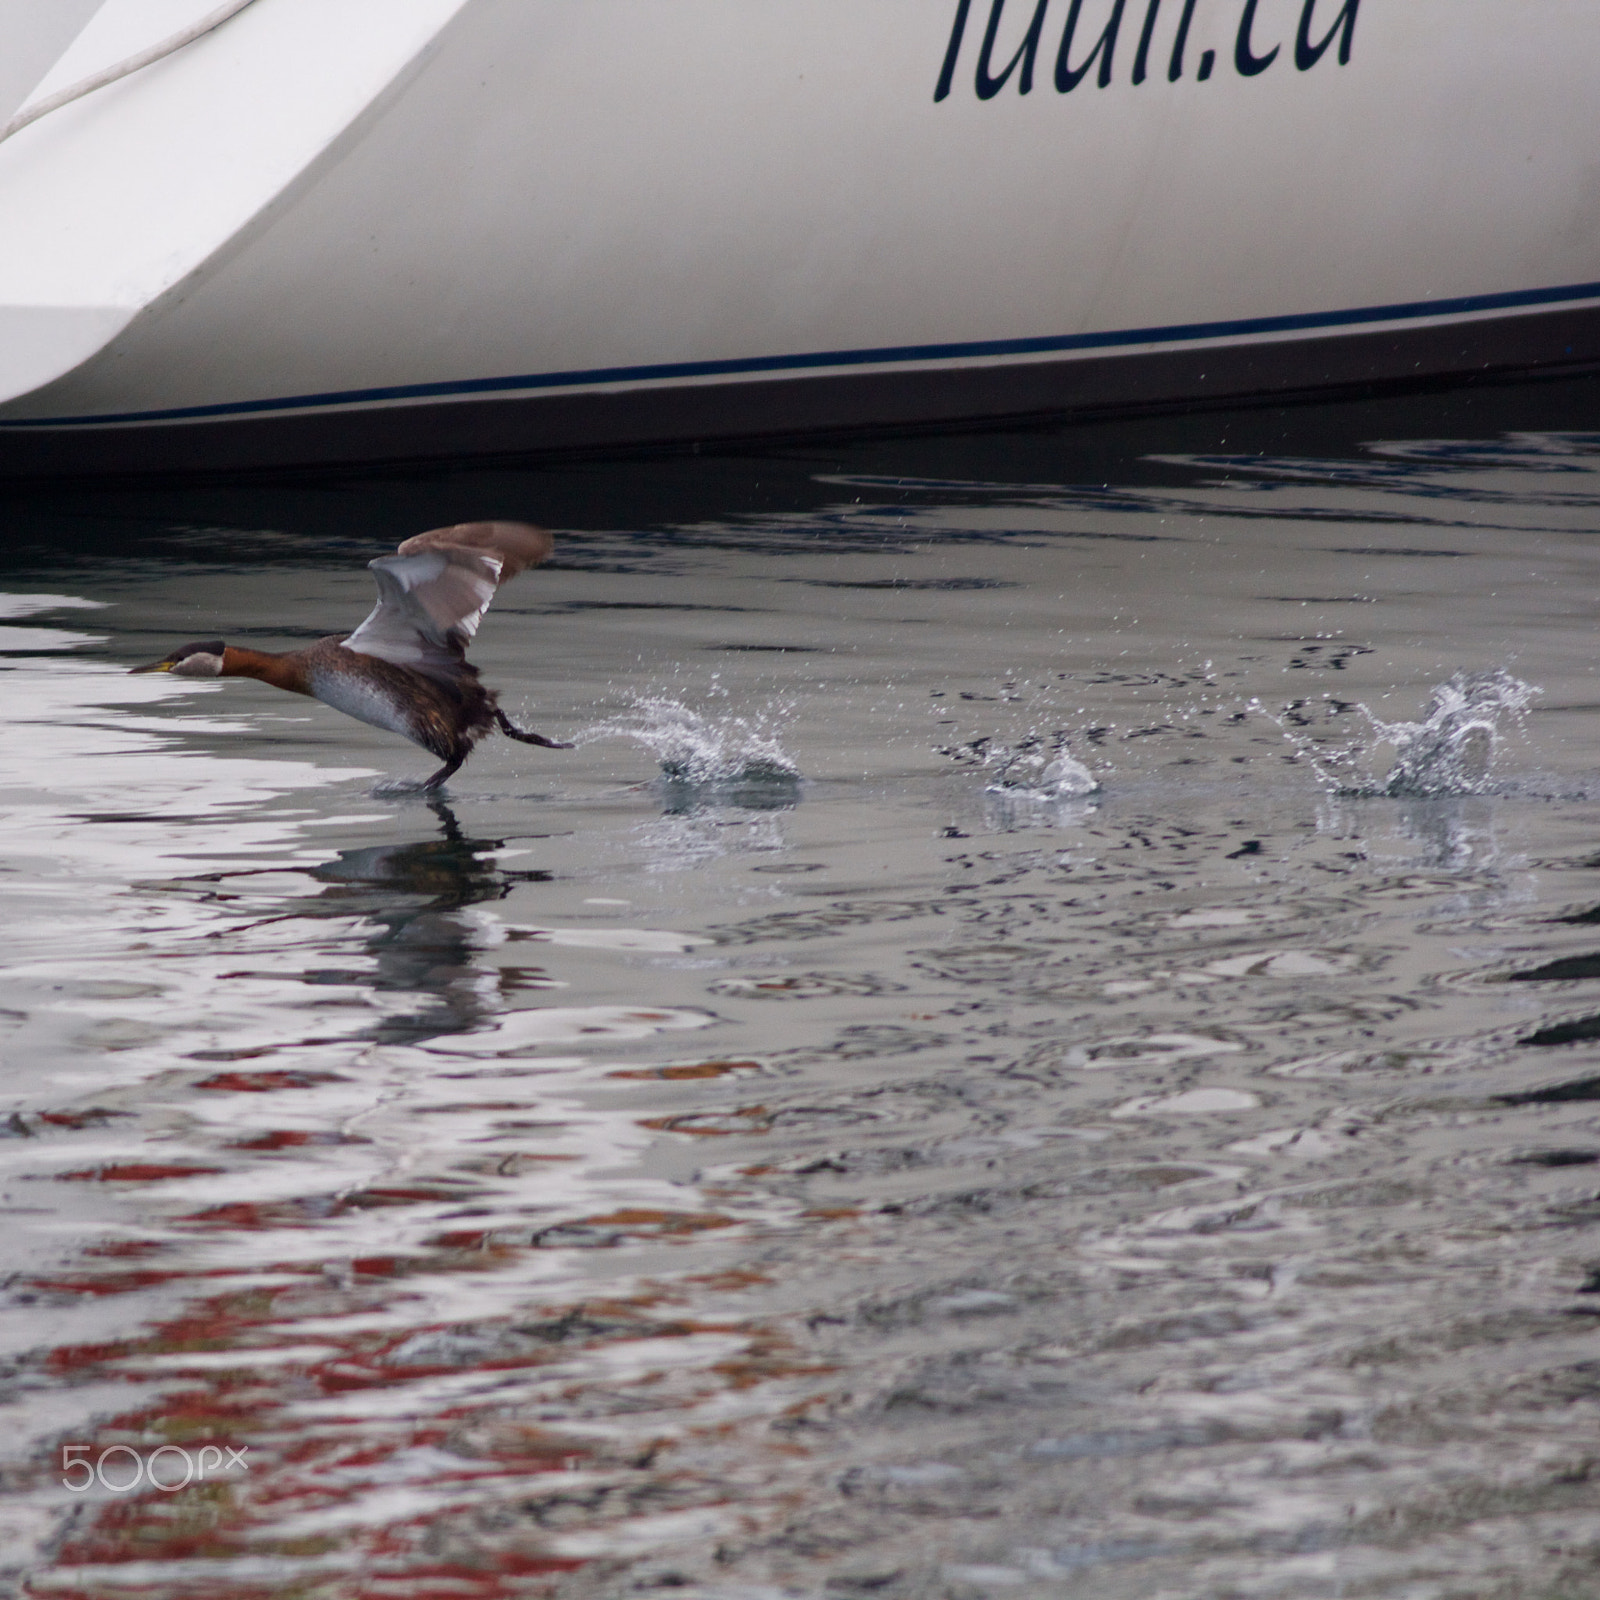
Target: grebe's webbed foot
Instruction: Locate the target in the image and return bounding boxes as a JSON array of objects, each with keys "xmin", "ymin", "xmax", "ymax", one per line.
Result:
[
  {"xmin": 494, "ymin": 708, "xmax": 574, "ymax": 749},
  {"xmin": 422, "ymin": 753, "xmax": 467, "ymax": 790}
]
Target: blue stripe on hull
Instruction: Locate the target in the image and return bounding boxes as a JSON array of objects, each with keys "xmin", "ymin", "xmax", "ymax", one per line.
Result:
[{"xmin": 7, "ymin": 278, "xmax": 1600, "ymax": 430}]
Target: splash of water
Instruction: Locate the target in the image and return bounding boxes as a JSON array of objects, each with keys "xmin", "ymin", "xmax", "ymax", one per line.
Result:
[
  {"xmin": 989, "ymin": 744, "xmax": 1100, "ymax": 800},
  {"xmin": 938, "ymin": 727, "xmax": 1101, "ymax": 800},
  {"xmin": 1368, "ymin": 670, "xmax": 1539, "ymax": 797},
  {"xmin": 578, "ymin": 695, "xmax": 801, "ymax": 791},
  {"xmin": 1260, "ymin": 670, "xmax": 1539, "ymax": 798}
]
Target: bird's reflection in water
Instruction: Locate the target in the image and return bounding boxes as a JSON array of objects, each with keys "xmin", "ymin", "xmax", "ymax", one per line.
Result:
[{"xmin": 306, "ymin": 800, "xmax": 551, "ymax": 1048}]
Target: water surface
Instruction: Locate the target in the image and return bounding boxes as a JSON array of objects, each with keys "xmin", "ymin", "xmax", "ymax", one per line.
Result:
[{"xmin": 5, "ymin": 385, "xmax": 1600, "ymax": 1597}]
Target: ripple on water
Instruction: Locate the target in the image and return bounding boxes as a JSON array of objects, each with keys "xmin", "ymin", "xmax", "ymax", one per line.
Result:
[{"xmin": 10, "ymin": 426, "xmax": 1600, "ymax": 1597}]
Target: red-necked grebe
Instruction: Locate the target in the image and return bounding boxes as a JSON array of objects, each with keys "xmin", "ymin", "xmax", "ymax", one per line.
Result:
[{"xmin": 130, "ymin": 520, "xmax": 570, "ymax": 789}]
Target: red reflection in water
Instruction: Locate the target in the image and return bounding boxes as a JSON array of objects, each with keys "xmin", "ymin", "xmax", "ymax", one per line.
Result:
[
  {"xmin": 642, "ymin": 1106, "xmax": 773, "ymax": 1136},
  {"xmin": 37, "ymin": 1109, "xmax": 133, "ymax": 1129},
  {"xmin": 26, "ymin": 1261, "xmax": 773, "ymax": 1595},
  {"xmin": 607, "ymin": 1059, "xmax": 764, "ymax": 1081},
  {"xmin": 230, "ymin": 1129, "xmax": 371, "ymax": 1150},
  {"xmin": 16, "ymin": 1040, "xmax": 808, "ymax": 1600},
  {"xmin": 180, "ymin": 1185, "xmax": 470, "ymax": 1230},
  {"xmin": 23, "ymin": 1210, "xmax": 815, "ymax": 1597},
  {"xmin": 195, "ymin": 1070, "xmax": 349, "ymax": 1091},
  {"xmin": 31, "ymin": 1269, "xmax": 192, "ymax": 1295},
  {"xmin": 58, "ymin": 1163, "xmax": 222, "ymax": 1182}
]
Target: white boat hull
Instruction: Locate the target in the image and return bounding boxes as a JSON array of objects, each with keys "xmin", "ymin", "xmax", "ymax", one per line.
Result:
[{"xmin": 1, "ymin": 0, "xmax": 1598, "ymax": 474}]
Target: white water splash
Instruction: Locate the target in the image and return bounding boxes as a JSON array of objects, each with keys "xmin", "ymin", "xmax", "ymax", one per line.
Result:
[
  {"xmin": 976, "ymin": 734, "xmax": 1100, "ymax": 800},
  {"xmin": 1369, "ymin": 670, "xmax": 1539, "ymax": 797},
  {"xmin": 991, "ymin": 749, "xmax": 1099, "ymax": 800},
  {"xmin": 577, "ymin": 696, "xmax": 800, "ymax": 789},
  {"xmin": 1261, "ymin": 670, "xmax": 1539, "ymax": 797}
]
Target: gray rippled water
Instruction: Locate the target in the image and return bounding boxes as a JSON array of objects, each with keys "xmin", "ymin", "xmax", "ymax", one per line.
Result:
[{"xmin": 5, "ymin": 386, "xmax": 1600, "ymax": 1598}]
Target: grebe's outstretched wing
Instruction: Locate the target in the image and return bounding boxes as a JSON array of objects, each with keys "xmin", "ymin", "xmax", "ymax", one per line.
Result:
[{"xmin": 342, "ymin": 522, "xmax": 553, "ymax": 677}]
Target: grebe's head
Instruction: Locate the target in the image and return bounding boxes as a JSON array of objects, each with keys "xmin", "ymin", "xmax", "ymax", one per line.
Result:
[{"xmin": 129, "ymin": 640, "xmax": 227, "ymax": 677}]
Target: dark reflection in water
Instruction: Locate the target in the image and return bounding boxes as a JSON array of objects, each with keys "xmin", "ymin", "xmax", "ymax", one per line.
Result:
[
  {"xmin": 2, "ymin": 369, "xmax": 1598, "ymax": 579},
  {"xmin": 309, "ymin": 801, "xmax": 552, "ymax": 1047}
]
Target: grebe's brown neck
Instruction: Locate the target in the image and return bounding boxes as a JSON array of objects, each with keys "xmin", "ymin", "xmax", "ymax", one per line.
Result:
[{"xmin": 220, "ymin": 646, "xmax": 313, "ymax": 696}]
